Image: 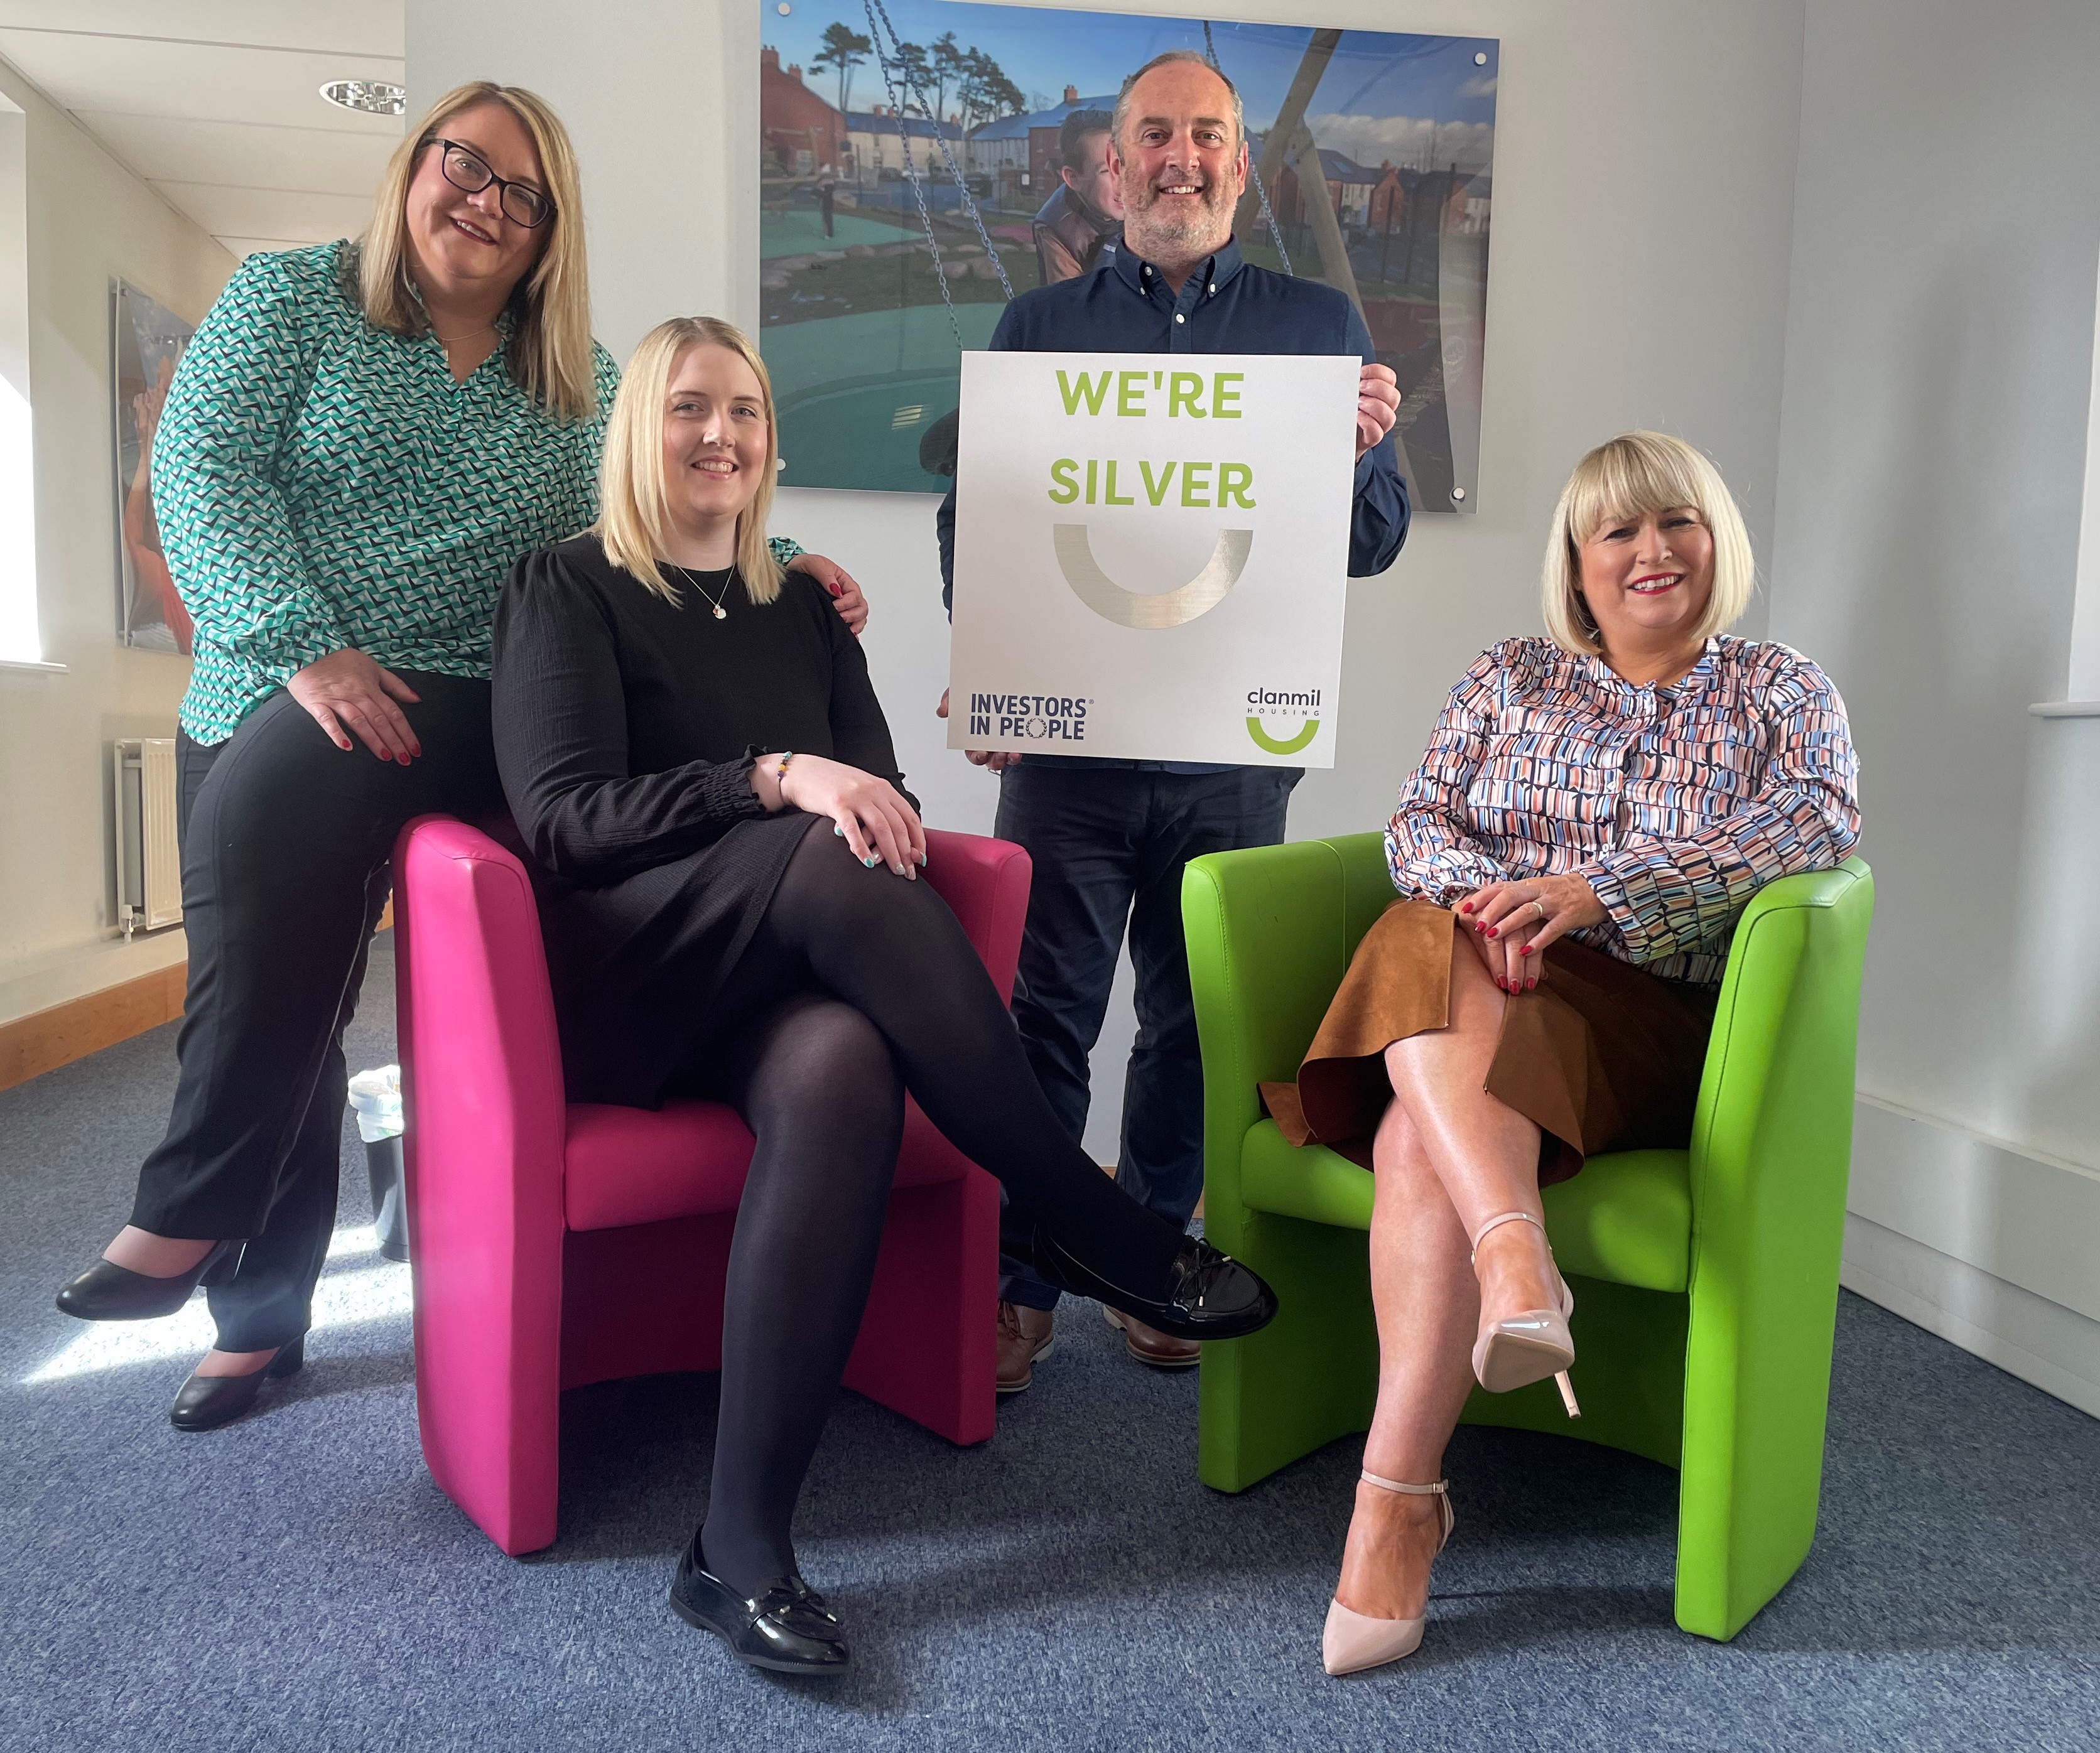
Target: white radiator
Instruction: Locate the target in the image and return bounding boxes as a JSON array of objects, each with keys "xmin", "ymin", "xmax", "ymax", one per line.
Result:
[{"xmin": 112, "ymin": 737, "xmax": 183, "ymax": 938}]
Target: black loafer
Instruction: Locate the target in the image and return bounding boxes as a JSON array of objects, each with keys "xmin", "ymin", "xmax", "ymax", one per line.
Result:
[
  {"xmin": 169, "ymin": 1337, "xmax": 305, "ymax": 1432},
  {"xmin": 57, "ymin": 1239, "xmax": 239, "ymax": 1322},
  {"xmin": 668, "ymin": 1536, "xmax": 849, "ymax": 1675},
  {"xmin": 1031, "ymin": 1232, "xmax": 1279, "ymax": 1343}
]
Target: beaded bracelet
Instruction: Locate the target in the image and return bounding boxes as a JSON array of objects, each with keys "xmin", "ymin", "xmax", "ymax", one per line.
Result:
[{"xmin": 773, "ymin": 750, "xmax": 795, "ymax": 785}]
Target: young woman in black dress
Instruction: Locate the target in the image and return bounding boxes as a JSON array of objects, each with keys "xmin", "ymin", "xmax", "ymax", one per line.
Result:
[{"xmin": 490, "ymin": 317, "xmax": 1277, "ymax": 1675}]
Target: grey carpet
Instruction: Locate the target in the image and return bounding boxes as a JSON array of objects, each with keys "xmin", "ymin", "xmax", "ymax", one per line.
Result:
[{"xmin": 3, "ymin": 935, "xmax": 2096, "ymax": 1752}]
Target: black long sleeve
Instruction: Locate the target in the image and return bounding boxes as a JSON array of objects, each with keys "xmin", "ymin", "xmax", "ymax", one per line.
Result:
[{"xmin": 492, "ymin": 537, "xmax": 909, "ymax": 887}]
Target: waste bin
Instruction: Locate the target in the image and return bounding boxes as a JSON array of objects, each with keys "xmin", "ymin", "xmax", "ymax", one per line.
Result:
[{"xmin": 347, "ymin": 1065, "xmax": 408, "ymax": 1263}]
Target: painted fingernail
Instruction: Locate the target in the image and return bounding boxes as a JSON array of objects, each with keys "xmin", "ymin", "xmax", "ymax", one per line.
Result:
[
  {"xmin": 1459, "ymin": 902, "xmax": 1474, "ymax": 914},
  {"xmin": 1522, "ymin": 944, "xmax": 1537, "ymax": 956},
  {"xmin": 834, "ymin": 823, "xmax": 844, "ymax": 836},
  {"xmin": 1526, "ymin": 978, "xmax": 1537, "ymax": 989},
  {"xmin": 863, "ymin": 855, "xmax": 877, "ymax": 868},
  {"xmin": 1486, "ymin": 927, "xmax": 1499, "ymax": 939}
]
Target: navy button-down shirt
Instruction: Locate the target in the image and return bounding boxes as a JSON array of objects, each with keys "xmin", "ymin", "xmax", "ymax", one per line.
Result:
[{"xmin": 936, "ymin": 235, "xmax": 1409, "ymax": 772}]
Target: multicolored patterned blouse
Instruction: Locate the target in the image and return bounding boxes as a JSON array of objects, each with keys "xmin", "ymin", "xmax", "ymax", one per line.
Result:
[
  {"xmin": 153, "ymin": 241, "xmax": 803, "ymax": 744},
  {"xmin": 1386, "ymin": 635, "xmax": 1860, "ymax": 984}
]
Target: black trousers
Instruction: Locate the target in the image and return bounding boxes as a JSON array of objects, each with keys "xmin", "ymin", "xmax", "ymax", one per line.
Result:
[
  {"xmin": 992, "ymin": 761, "xmax": 1298, "ymax": 1310},
  {"xmin": 130, "ymin": 675, "xmax": 501, "ymax": 1352}
]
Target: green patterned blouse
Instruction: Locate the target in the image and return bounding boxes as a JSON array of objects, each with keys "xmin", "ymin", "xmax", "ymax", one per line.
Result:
[{"xmin": 154, "ymin": 241, "xmax": 803, "ymax": 744}]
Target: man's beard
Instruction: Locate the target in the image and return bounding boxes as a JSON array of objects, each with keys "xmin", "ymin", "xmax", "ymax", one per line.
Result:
[{"xmin": 1122, "ymin": 173, "xmax": 1233, "ymax": 258}]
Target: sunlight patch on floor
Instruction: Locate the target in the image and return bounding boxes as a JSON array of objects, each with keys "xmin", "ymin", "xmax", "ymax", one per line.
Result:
[{"xmin": 25, "ymin": 1226, "xmax": 409, "ymax": 1383}]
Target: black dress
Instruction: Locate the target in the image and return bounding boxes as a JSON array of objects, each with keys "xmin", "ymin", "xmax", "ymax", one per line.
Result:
[{"xmin": 490, "ymin": 534, "xmax": 911, "ymax": 1106}]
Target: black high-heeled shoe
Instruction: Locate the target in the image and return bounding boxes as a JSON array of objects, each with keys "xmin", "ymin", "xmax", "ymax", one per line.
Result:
[
  {"xmin": 668, "ymin": 1534, "xmax": 849, "ymax": 1675},
  {"xmin": 169, "ymin": 1336, "xmax": 305, "ymax": 1433},
  {"xmin": 1027, "ymin": 1231, "xmax": 1279, "ymax": 1342},
  {"xmin": 55, "ymin": 1239, "xmax": 239, "ymax": 1322}
]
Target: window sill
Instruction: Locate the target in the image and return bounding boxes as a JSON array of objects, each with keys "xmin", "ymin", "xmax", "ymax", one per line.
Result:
[
  {"xmin": 2029, "ymin": 700, "xmax": 2100, "ymax": 718},
  {"xmin": 0, "ymin": 655, "xmax": 65, "ymax": 673}
]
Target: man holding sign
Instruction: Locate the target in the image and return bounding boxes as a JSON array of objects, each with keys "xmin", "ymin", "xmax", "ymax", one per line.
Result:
[{"xmin": 937, "ymin": 49, "xmax": 1407, "ymax": 1384}]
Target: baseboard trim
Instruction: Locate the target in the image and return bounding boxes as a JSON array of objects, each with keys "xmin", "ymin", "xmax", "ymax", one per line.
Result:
[
  {"xmin": 0, "ymin": 961, "xmax": 187, "ymax": 1092},
  {"xmin": 1842, "ymin": 1213, "xmax": 2100, "ymax": 1419}
]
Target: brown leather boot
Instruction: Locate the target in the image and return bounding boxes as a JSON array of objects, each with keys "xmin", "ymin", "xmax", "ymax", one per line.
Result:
[
  {"xmin": 1103, "ymin": 1303, "xmax": 1201, "ymax": 1368},
  {"xmin": 995, "ymin": 1300, "xmax": 1056, "ymax": 1393}
]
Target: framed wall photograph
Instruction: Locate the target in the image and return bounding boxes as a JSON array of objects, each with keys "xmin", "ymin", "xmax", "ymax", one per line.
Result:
[
  {"xmin": 111, "ymin": 280, "xmax": 197, "ymax": 655},
  {"xmin": 757, "ymin": 3, "xmax": 1497, "ymax": 510}
]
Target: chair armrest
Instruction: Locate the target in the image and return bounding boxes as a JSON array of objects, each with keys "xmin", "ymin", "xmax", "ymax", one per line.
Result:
[
  {"xmin": 922, "ymin": 828, "xmax": 1032, "ymax": 1005},
  {"xmin": 1677, "ymin": 855, "xmax": 1874, "ymax": 1634},
  {"xmin": 391, "ymin": 815, "xmax": 570, "ymax": 1549},
  {"xmin": 1181, "ymin": 833, "xmax": 1392, "ymax": 1253}
]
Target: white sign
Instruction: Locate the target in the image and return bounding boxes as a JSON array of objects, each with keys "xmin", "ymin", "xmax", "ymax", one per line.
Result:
[{"xmin": 947, "ymin": 349, "xmax": 1359, "ymax": 767}]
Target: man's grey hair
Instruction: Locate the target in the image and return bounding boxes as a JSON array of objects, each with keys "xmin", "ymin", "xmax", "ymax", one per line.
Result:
[{"xmin": 1109, "ymin": 49, "xmax": 1245, "ymax": 154}]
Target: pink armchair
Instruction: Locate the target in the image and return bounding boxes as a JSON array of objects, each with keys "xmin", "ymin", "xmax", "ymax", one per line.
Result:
[{"xmin": 391, "ymin": 816, "xmax": 1029, "ymax": 1557}]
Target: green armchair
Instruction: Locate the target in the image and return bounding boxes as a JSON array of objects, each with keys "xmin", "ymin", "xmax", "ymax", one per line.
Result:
[{"xmin": 1182, "ymin": 833, "xmax": 1873, "ymax": 1641}]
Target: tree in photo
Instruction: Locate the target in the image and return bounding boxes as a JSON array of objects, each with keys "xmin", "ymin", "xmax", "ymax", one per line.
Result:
[
  {"xmin": 954, "ymin": 46, "xmax": 1025, "ymax": 129},
  {"xmin": 892, "ymin": 39, "xmax": 932, "ymax": 110},
  {"xmin": 929, "ymin": 30, "xmax": 963, "ymax": 122},
  {"xmin": 813, "ymin": 21, "xmax": 872, "ymax": 118}
]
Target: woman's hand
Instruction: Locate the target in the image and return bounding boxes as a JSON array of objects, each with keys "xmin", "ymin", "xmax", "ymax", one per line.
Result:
[
  {"xmin": 1454, "ymin": 873, "xmax": 1608, "ymax": 991},
  {"xmin": 788, "ymin": 553, "xmax": 869, "ymax": 635},
  {"xmin": 774, "ymin": 753, "xmax": 925, "ymax": 877},
  {"xmin": 288, "ymin": 648, "xmax": 421, "ymax": 762}
]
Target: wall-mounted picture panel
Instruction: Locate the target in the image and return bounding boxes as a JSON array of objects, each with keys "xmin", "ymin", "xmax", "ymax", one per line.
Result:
[
  {"xmin": 111, "ymin": 281, "xmax": 197, "ymax": 655},
  {"xmin": 757, "ymin": 2, "xmax": 1495, "ymax": 509}
]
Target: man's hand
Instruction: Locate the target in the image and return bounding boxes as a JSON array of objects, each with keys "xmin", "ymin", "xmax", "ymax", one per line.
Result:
[
  {"xmin": 1356, "ymin": 362, "xmax": 1400, "ymax": 458},
  {"xmin": 288, "ymin": 649, "xmax": 422, "ymax": 763},
  {"xmin": 788, "ymin": 552, "xmax": 869, "ymax": 635},
  {"xmin": 937, "ymin": 686, "xmax": 1021, "ymax": 772}
]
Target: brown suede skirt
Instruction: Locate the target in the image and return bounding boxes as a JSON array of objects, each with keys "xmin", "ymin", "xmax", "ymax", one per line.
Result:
[{"xmin": 1259, "ymin": 899, "xmax": 1719, "ymax": 1186}]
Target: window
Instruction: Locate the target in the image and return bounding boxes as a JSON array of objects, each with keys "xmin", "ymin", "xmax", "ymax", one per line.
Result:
[{"xmin": 0, "ymin": 96, "xmax": 35, "ymax": 668}]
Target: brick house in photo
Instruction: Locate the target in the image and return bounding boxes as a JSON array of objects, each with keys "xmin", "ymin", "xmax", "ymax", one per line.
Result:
[{"xmin": 760, "ymin": 46, "xmax": 847, "ymax": 176}]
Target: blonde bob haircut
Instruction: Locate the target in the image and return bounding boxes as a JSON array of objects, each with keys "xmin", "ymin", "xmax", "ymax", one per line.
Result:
[
  {"xmin": 1541, "ymin": 431, "xmax": 1755, "ymax": 656},
  {"xmin": 596, "ymin": 316, "xmax": 786, "ymax": 608},
  {"xmin": 360, "ymin": 82, "xmax": 596, "ymax": 422}
]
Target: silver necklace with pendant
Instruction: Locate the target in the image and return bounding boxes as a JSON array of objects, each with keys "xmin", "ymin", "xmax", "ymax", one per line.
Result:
[{"xmin": 687, "ymin": 569, "xmax": 731, "ymax": 620}]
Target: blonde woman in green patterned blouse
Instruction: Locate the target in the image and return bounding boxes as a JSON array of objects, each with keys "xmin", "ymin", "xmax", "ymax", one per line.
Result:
[{"xmin": 54, "ymin": 81, "xmax": 867, "ymax": 1432}]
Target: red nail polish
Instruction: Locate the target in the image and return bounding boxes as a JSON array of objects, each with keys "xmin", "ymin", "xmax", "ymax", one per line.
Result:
[
  {"xmin": 1522, "ymin": 944, "xmax": 1537, "ymax": 956},
  {"xmin": 1459, "ymin": 902, "xmax": 1474, "ymax": 914},
  {"xmin": 1486, "ymin": 927, "xmax": 1499, "ymax": 938}
]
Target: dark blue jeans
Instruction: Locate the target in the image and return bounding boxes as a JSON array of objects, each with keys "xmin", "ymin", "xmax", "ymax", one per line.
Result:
[{"xmin": 992, "ymin": 760, "xmax": 1299, "ymax": 1310}]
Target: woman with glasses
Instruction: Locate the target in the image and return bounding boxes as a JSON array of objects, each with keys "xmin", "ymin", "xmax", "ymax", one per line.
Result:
[{"xmin": 53, "ymin": 82, "xmax": 867, "ymax": 1432}]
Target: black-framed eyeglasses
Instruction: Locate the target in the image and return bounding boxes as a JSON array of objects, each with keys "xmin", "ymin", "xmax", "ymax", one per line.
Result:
[{"xmin": 426, "ymin": 138, "xmax": 554, "ymax": 229}]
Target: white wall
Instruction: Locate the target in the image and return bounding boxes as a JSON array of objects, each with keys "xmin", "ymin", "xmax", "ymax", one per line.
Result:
[
  {"xmin": 413, "ymin": 0, "xmax": 1809, "ymax": 1157},
  {"xmin": 1769, "ymin": 0, "xmax": 2100, "ymax": 1411},
  {"xmin": 0, "ymin": 59, "xmax": 235, "ymax": 1024}
]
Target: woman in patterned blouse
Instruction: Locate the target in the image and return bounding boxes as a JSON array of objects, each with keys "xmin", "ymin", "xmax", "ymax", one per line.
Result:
[
  {"xmin": 1274, "ymin": 431, "xmax": 1861, "ymax": 1675},
  {"xmin": 53, "ymin": 82, "xmax": 867, "ymax": 1432}
]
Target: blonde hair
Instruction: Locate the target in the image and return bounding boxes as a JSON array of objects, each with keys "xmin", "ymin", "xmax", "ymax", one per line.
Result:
[
  {"xmin": 359, "ymin": 82, "xmax": 596, "ymax": 422},
  {"xmin": 596, "ymin": 317, "xmax": 786, "ymax": 607},
  {"xmin": 1541, "ymin": 431, "xmax": 1755, "ymax": 655}
]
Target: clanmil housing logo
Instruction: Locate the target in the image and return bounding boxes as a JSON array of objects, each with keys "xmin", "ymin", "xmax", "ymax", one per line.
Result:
[{"xmin": 1245, "ymin": 686, "xmax": 1322, "ymax": 755}]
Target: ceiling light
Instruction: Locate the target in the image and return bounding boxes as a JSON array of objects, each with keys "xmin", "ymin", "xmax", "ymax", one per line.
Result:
[{"xmin": 320, "ymin": 79, "xmax": 406, "ymax": 116}]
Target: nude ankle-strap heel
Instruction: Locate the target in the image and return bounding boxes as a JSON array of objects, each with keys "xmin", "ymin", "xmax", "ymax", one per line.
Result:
[
  {"xmin": 1468, "ymin": 1211, "xmax": 1581, "ymax": 1418},
  {"xmin": 1322, "ymin": 1473, "xmax": 1455, "ymax": 1676}
]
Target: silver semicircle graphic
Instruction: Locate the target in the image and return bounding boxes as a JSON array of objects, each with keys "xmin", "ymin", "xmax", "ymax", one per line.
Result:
[{"xmin": 1053, "ymin": 524, "xmax": 1254, "ymax": 629}]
